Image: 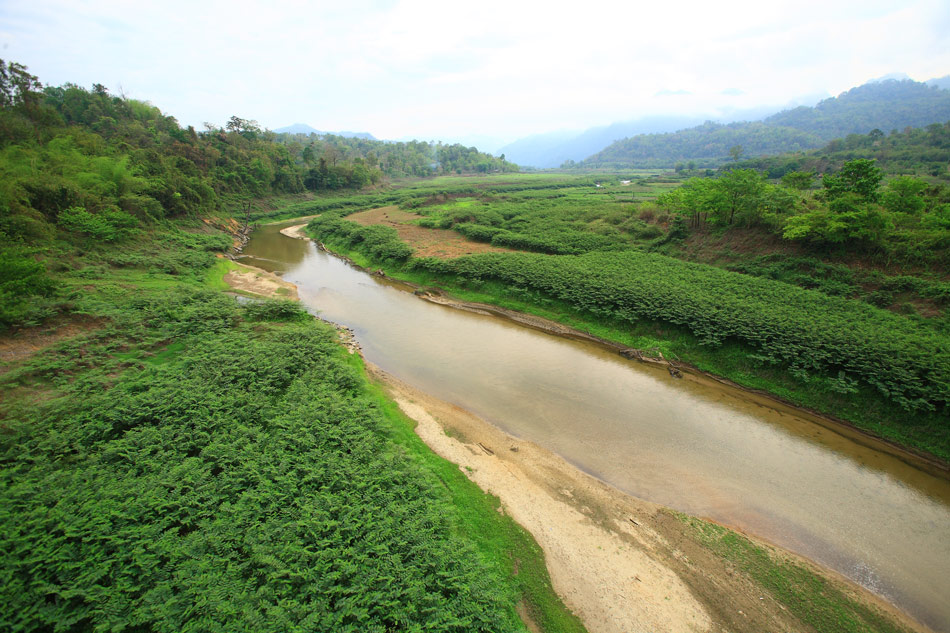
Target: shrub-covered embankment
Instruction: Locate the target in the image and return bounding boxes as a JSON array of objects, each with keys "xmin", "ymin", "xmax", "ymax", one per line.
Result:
[{"xmin": 306, "ymin": 214, "xmax": 950, "ymax": 461}]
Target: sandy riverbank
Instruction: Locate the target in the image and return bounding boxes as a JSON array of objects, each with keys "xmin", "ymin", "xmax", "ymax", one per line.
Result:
[
  {"xmin": 222, "ymin": 261, "xmax": 298, "ymax": 300},
  {"xmin": 369, "ymin": 364, "xmax": 924, "ymax": 633}
]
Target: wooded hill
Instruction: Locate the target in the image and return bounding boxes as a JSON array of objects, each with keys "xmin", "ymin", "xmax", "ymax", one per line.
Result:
[
  {"xmin": 732, "ymin": 121, "xmax": 950, "ymax": 180},
  {"xmin": 0, "ymin": 60, "xmax": 513, "ymax": 327},
  {"xmin": 582, "ymin": 79, "xmax": 950, "ymax": 168},
  {"xmin": 0, "ymin": 60, "xmax": 515, "ymax": 247}
]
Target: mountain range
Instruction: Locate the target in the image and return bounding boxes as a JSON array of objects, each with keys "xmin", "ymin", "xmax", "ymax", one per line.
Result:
[
  {"xmin": 581, "ymin": 77, "xmax": 950, "ymax": 168},
  {"xmin": 274, "ymin": 123, "xmax": 376, "ymax": 140}
]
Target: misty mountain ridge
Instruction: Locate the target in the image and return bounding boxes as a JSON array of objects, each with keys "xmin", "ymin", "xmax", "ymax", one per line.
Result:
[
  {"xmin": 499, "ymin": 100, "xmax": 828, "ymax": 169},
  {"xmin": 582, "ymin": 76, "xmax": 950, "ymax": 168},
  {"xmin": 926, "ymin": 75, "xmax": 950, "ymax": 90},
  {"xmin": 274, "ymin": 123, "xmax": 376, "ymax": 140}
]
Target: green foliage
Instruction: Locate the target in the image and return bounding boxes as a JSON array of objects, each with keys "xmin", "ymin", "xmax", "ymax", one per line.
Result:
[
  {"xmin": 243, "ymin": 299, "xmax": 311, "ymax": 322},
  {"xmin": 308, "ymin": 213, "xmax": 413, "ymax": 262},
  {"xmin": 0, "ymin": 318, "xmax": 526, "ymax": 632},
  {"xmin": 781, "ymin": 170, "xmax": 814, "ymax": 191},
  {"xmin": 659, "ymin": 169, "xmax": 787, "ymax": 229},
  {"xmin": 782, "ymin": 195, "xmax": 891, "ymax": 245},
  {"xmin": 0, "ymin": 246, "xmax": 58, "ymax": 327},
  {"xmin": 57, "ymin": 205, "xmax": 138, "ymax": 241},
  {"xmin": 821, "ymin": 158, "xmax": 884, "ymax": 202},
  {"xmin": 411, "ymin": 250, "xmax": 949, "ymax": 413},
  {"xmin": 881, "ymin": 176, "xmax": 929, "ymax": 214}
]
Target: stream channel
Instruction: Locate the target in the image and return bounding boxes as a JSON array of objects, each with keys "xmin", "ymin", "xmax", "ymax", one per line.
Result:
[{"xmin": 242, "ymin": 221, "xmax": 950, "ymax": 632}]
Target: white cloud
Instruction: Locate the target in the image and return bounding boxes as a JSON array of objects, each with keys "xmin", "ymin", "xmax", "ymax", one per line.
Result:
[{"xmin": 1, "ymin": 0, "xmax": 948, "ymax": 143}]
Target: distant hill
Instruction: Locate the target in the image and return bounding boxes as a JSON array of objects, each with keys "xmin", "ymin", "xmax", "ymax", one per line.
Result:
[
  {"xmin": 583, "ymin": 78, "xmax": 950, "ymax": 168},
  {"xmin": 499, "ymin": 101, "xmax": 826, "ymax": 169},
  {"xmin": 498, "ymin": 116, "xmax": 705, "ymax": 168},
  {"xmin": 274, "ymin": 123, "xmax": 376, "ymax": 140},
  {"xmin": 926, "ymin": 75, "xmax": 950, "ymax": 91}
]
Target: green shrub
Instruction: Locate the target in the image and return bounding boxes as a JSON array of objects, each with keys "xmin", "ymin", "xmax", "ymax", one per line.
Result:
[
  {"xmin": 0, "ymin": 246, "xmax": 58, "ymax": 328},
  {"xmin": 57, "ymin": 206, "xmax": 138, "ymax": 242},
  {"xmin": 243, "ymin": 299, "xmax": 311, "ymax": 322}
]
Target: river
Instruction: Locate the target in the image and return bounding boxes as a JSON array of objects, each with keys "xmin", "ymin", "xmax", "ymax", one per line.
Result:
[{"xmin": 242, "ymin": 221, "xmax": 950, "ymax": 632}]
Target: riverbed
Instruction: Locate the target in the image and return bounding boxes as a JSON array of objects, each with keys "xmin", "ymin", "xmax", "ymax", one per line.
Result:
[{"xmin": 242, "ymin": 220, "xmax": 950, "ymax": 632}]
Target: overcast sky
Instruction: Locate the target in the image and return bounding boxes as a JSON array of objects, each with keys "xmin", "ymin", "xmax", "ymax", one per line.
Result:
[{"xmin": 2, "ymin": 0, "xmax": 948, "ymax": 148}]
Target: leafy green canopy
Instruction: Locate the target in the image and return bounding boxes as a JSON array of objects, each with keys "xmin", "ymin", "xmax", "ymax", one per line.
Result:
[{"xmin": 0, "ymin": 59, "xmax": 517, "ymax": 250}]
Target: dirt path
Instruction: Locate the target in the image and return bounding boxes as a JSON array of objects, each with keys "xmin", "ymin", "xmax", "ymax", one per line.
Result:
[
  {"xmin": 0, "ymin": 317, "xmax": 103, "ymax": 365},
  {"xmin": 346, "ymin": 205, "xmax": 514, "ymax": 258}
]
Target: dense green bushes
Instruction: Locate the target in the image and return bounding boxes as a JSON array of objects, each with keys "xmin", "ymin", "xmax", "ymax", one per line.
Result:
[
  {"xmin": 308, "ymin": 213, "xmax": 413, "ymax": 262},
  {"xmin": 0, "ymin": 246, "xmax": 58, "ymax": 327},
  {"xmin": 412, "ymin": 250, "xmax": 949, "ymax": 413},
  {"xmin": 0, "ymin": 301, "xmax": 527, "ymax": 632}
]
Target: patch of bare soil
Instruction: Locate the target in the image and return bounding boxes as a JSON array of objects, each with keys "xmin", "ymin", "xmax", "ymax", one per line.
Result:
[
  {"xmin": 0, "ymin": 317, "xmax": 104, "ymax": 364},
  {"xmin": 279, "ymin": 224, "xmax": 311, "ymax": 240},
  {"xmin": 369, "ymin": 365, "xmax": 926, "ymax": 633},
  {"xmin": 681, "ymin": 227, "xmax": 800, "ymax": 266},
  {"xmin": 346, "ymin": 206, "xmax": 514, "ymax": 258},
  {"xmin": 223, "ymin": 263, "xmax": 298, "ymax": 300}
]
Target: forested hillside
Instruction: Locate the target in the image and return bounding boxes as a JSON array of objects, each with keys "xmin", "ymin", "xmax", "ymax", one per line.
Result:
[
  {"xmin": 0, "ymin": 60, "xmax": 514, "ymax": 243},
  {"xmin": 0, "ymin": 59, "xmax": 514, "ymax": 325},
  {"xmin": 733, "ymin": 122, "xmax": 950, "ymax": 179},
  {"xmin": 583, "ymin": 79, "xmax": 950, "ymax": 168}
]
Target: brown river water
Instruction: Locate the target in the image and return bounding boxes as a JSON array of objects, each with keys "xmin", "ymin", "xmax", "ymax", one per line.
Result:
[{"xmin": 243, "ymin": 221, "xmax": 950, "ymax": 632}]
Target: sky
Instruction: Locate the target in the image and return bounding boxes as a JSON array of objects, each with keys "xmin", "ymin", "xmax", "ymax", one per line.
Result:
[{"xmin": 1, "ymin": 0, "xmax": 949, "ymax": 150}]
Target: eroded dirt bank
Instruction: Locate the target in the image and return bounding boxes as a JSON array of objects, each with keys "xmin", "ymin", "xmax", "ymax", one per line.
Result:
[{"xmin": 370, "ymin": 365, "xmax": 922, "ymax": 633}]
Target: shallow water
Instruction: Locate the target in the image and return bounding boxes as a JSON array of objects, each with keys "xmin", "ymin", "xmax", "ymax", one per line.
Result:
[{"xmin": 244, "ymin": 222, "xmax": 950, "ymax": 631}]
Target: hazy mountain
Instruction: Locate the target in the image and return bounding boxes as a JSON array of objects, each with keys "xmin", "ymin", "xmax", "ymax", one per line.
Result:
[
  {"xmin": 499, "ymin": 117, "xmax": 706, "ymax": 168},
  {"xmin": 583, "ymin": 78, "xmax": 950, "ymax": 168},
  {"xmin": 498, "ymin": 102, "xmax": 823, "ymax": 168},
  {"xmin": 274, "ymin": 123, "xmax": 376, "ymax": 140},
  {"xmin": 868, "ymin": 72, "xmax": 912, "ymax": 83},
  {"xmin": 391, "ymin": 133, "xmax": 511, "ymax": 155},
  {"xmin": 926, "ymin": 75, "xmax": 950, "ymax": 90}
]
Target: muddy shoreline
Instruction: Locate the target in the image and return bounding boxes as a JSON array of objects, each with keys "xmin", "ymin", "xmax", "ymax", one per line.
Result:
[{"xmin": 280, "ymin": 222, "xmax": 948, "ymax": 479}]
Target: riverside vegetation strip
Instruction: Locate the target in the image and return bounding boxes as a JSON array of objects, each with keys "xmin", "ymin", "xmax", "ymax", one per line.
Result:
[{"xmin": 298, "ymin": 174, "xmax": 949, "ymax": 463}]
